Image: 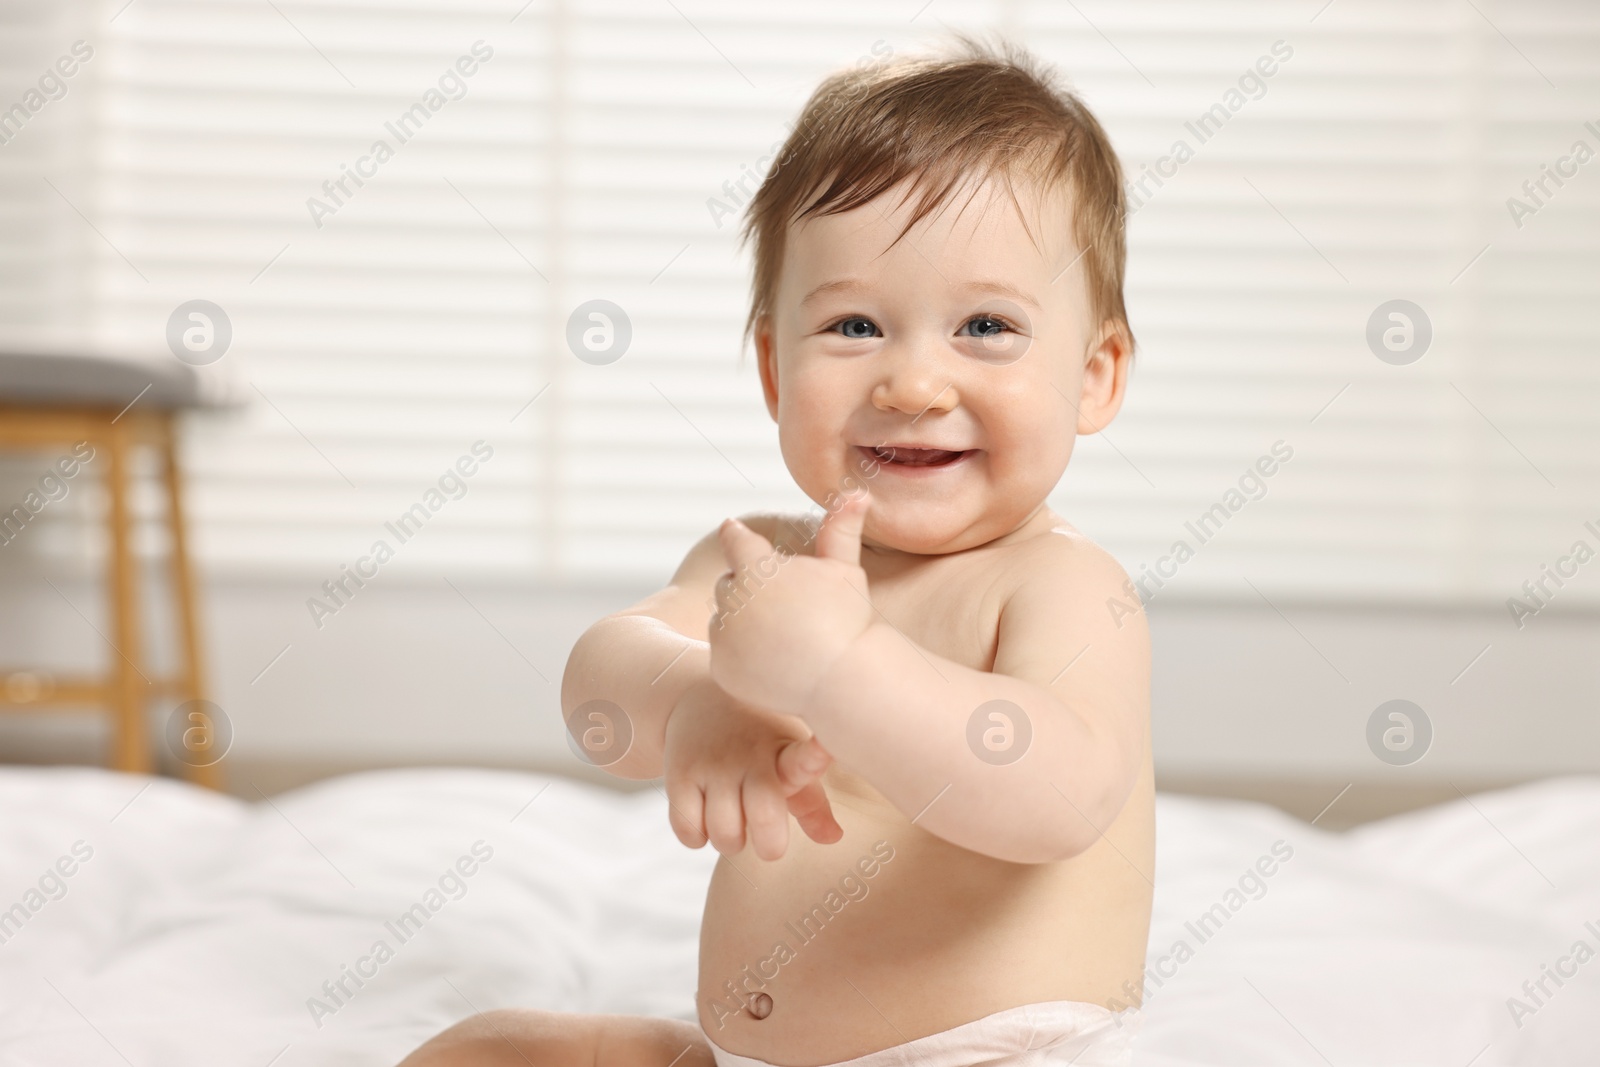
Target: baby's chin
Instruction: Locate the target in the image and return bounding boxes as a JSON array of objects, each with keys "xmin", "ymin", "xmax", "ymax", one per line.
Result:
[
  {"xmin": 793, "ymin": 467, "xmax": 1034, "ymax": 553},
  {"xmin": 858, "ymin": 503, "xmax": 1009, "ymax": 556}
]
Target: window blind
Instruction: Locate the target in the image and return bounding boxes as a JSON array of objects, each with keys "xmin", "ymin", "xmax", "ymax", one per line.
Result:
[{"xmin": 1, "ymin": 0, "xmax": 1596, "ymax": 609}]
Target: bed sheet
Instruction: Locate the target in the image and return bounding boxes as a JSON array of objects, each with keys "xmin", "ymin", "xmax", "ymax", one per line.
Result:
[{"xmin": 0, "ymin": 767, "xmax": 1594, "ymax": 1066}]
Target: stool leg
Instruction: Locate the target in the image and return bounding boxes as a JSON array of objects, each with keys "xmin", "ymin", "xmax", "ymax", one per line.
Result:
[
  {"xmin": 105, "ymin": 420, "xmax": 150, "ymax": 774},
  {"xmin": 161, "ymin": 417, "xmax": 223, "ymax": 790}
]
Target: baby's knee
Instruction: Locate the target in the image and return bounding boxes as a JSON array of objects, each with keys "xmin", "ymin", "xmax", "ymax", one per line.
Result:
[
  {"xmin": 397, "ymin": 1009, "xmax": 597, "ymax": 1067},
  {"xmin": 594, "ymin": 1016, "xmax": 715, "ymax": 1067},
  {"xmin": 398, "ymin": 1011, "xmax": 713, "ymax": 1067}
]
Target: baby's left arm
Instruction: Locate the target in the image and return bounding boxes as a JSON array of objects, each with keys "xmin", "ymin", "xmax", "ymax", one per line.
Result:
[{"xmin": 708, "ymin": 495, "xmax": 1149, "ymax": 865}]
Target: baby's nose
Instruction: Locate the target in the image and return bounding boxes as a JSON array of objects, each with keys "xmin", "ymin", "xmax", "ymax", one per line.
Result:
[{"xmin": 871, "ymin": 350, "xmax": 959, "ymax": 417}]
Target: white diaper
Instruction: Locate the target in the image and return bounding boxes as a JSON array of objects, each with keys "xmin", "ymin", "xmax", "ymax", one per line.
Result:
[{"xmin": 702, "ymin": 999, "xmax": 1139, "ymax": 1067}]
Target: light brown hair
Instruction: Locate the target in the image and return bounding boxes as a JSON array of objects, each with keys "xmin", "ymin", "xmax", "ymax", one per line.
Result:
[{"xmin": 737, "ymin": 31, "xmax": 1133, "ymax": 361}]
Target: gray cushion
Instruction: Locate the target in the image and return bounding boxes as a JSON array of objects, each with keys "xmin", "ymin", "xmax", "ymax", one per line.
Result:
[{"xmin": 0, "ymin": 350, "xmax": 216, "ymax": 410}]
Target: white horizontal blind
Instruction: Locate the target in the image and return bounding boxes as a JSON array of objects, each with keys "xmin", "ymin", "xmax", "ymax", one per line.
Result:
[
  {"xmin": 22, "ymin": 0, "xmax": 555, "ymax": 576},
  {"xmin": 3, "ymin": 0, "xmax": 1598, "ymax": 606},
  {"xmin": 0, "ymin": 0, "xmax": 99, "ymax": 562},
  {"xmin": 1046, "ymin": 0, "xmax": 1600, "ymax": 606},
  {"xmin": 0, "ymin": 2, "xmax": 93, "ymax": 338}
]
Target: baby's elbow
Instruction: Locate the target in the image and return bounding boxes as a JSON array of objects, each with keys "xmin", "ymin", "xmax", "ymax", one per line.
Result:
[
  {"xmin": 1037, "ymin": 757, "xmax": 1142, "ymax": 863},
  {"xmin": 1040, "ymin": 819, "xmax": 1110, "ymax": 864},
  {"xmin": 982, "ymin": 809, "xmax": 1112, "ymax": 865}
]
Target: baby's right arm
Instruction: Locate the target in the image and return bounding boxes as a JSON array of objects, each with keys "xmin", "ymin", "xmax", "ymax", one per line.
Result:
[{"xmin": 560, "ymin": 513, "xmax": 840, "ymax": 858}]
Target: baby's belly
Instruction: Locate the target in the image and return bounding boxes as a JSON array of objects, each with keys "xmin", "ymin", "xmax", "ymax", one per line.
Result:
[{"xmin": 696, "ymin": 764, "xmax": 1155, "ymax": 1064}]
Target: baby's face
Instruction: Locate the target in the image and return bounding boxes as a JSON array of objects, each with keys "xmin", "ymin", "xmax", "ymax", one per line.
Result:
[{"xmin": 757, "ymin": 171, "xmax": 1127, "ymax": 555}]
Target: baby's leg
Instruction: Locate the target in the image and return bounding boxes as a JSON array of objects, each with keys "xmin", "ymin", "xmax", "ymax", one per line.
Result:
[{"xmin": 397, "ymin": 1009, "xmax": 715, "ymax": 1067}]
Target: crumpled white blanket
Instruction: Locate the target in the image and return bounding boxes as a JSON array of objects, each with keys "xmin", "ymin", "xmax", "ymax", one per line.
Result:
[{"xmin": 0, "ymin": 767, "xmax": 1593, "ymax": 1066}]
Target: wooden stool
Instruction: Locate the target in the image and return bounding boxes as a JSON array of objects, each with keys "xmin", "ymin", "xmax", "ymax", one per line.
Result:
[{"xmin": 0, "ymin": 351, "xmax": 227, "ymax": 788}]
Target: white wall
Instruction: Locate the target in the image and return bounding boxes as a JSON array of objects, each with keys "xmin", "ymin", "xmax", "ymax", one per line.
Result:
[{"xmin": 2, "ymin": 573, "xmax": 1595, "ymax": 788}]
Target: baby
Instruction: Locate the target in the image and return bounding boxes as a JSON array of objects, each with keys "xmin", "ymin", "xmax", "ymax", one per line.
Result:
[{"xmin": 403, "ymin": 32, "xmax": 1152, "ymax": 1067}]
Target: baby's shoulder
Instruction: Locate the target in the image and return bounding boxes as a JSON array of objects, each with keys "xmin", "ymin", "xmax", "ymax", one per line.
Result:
[
  {"xmin": 991, "ymin": 520, "xmax": 1149, "ymax": 657},
  {"xmin": 993, "ymin": 519, "xmax": 1136, "ymax": 613},
  {"xmin": 1008, "ymin": 518, "xmax": 1128, "ymax": 577}
]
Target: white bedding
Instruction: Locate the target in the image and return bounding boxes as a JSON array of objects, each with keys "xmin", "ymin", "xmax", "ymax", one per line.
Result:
[{"xmin": 0, "ymin": 767, "xmax": 1594, "ymax": 1066}]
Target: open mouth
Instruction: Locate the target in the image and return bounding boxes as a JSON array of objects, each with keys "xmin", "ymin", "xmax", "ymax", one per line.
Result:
[{"xmin": 859, "ymin": 444, "xmax": 974, "ymax": 469}]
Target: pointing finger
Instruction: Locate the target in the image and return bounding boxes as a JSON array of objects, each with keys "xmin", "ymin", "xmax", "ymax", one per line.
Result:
[
  {"xmin": 814, "ymin": 491, "xmax": 871, "ymax": 566},
  {"xmin": 787, "ymin": 779, "xmax": 844, "ymax": 845}
]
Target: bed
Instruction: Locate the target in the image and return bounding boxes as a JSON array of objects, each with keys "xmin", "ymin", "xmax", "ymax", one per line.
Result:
[{"xmin": 0, "ymin": 766, "xmax": 1593, "ymax": 1066}]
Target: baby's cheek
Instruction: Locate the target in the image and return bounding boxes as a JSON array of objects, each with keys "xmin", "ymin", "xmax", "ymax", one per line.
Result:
[
  {"xmin": 1000, "ymin": 393, "xmax": 1073, "ymax": 448},
  {"xmin": 989, "ymin": 424, "xmax": 1072, "ymax": 494},
  {"xmin": 779, "ymin": 417, "xmax": 845, "ymax": 497}
]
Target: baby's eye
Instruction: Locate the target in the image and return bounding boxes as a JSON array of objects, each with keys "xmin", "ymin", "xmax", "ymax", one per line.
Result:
[
  {"xmin": 960, "ymin": 315, "xmax": 1015, "ymax": 338},
  {"xmin": 830, "ymin": 316, "xmax": 881, "ymax": 340}
]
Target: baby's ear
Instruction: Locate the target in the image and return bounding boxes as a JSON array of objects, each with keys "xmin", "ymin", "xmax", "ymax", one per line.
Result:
[
  {"xmin": 755, "ymin": 314, "xmax": 780, "ymax": 421},
  {"xmin": 1076, "ymin": 319, "xmax": 1132, "ymax": 434}
]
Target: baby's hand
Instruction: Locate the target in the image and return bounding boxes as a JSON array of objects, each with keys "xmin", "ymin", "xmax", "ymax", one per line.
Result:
[
  {"xmin": 662, "ymin": 676, "xmax": 843, "ymax": 861},
  {"xmin": 708, "ymin": 492, "xmax": 874, "ymax": 719}
]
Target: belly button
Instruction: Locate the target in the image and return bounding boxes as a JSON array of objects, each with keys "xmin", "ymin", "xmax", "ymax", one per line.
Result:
[{"xmin": 747, "ymin": 993, "xmax": 772, "ymax": 1020}]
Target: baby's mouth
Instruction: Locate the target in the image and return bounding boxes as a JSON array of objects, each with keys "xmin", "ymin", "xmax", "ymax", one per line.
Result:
[{"xmin": 859, "ymin": 444, "xmax": 973, "ymax": 468}]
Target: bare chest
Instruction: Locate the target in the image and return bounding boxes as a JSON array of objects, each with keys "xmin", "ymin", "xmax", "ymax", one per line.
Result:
[{"xmin": 855, "ymin": 551, "xmax": 1007, "ymax": 674}]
